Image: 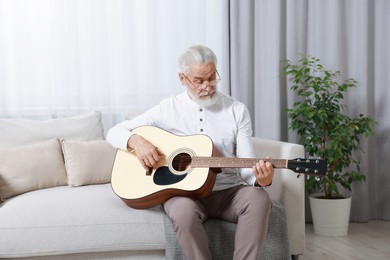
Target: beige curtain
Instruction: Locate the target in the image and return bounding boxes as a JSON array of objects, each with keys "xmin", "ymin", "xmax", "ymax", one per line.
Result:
[{"xmin": 224, "ymin": 0, "xmax": 390, "ymax": 222}]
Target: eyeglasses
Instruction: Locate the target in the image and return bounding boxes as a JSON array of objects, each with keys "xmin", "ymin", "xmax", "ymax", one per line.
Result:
[{"xmin": 183, "ymin": 69, "xmax": 221, "ymax": 89}]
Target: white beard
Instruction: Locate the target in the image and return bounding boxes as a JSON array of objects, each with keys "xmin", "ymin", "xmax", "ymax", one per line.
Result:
[{"xmin": 189, "ymin": 91, "xmax": 220, "ymax": 108}]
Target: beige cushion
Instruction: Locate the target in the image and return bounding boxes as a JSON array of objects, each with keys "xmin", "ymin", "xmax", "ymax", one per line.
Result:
[
  {"xmin": 0, "ymin": 139, "xmax": 67, "ymax": 200},
  {"xmin": 61, "ymin": 140, "xmax": 117, "ymax": 187},
  {"xmin": 0, "ymin": 111, "xmax": 104, "ymax": 150}
]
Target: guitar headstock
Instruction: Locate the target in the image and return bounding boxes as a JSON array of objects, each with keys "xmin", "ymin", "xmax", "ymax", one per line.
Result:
[{"xmin": 287, "ymin": 158, "xmax": 327, "ymax": 176}]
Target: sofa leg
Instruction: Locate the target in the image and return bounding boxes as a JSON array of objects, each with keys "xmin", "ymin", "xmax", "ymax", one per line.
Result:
[{"xmin": 291, "ymin": 255, "xmax": 300, "ymax": 260}]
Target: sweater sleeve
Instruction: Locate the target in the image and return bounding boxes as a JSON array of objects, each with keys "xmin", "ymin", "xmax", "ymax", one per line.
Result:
[{"xmin": 106, "ymin": 105, "xmax": 163, "ymax": 150}]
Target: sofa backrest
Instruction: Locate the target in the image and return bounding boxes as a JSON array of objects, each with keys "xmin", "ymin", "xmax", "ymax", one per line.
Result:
[{"xmin": 0, "ymin": 111, "xmax": 104, "ymax": 150}]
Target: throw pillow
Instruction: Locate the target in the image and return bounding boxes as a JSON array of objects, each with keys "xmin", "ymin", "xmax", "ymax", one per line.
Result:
[
  {"xmin": 0, "ymin": 111, "xmax": 104, "ymax": 150},
  {"xmin": 0, "ymin": 139, "xmax": 67, "ymax": 200},
  {"xmin": 61, "ymin": 140, "xmax": 117, "ymax": 187}
]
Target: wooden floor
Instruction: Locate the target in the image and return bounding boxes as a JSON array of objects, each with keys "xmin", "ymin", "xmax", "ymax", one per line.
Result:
[{"xmin": 300, "ymin": 221, "xmax": 390, "ymax": 260}]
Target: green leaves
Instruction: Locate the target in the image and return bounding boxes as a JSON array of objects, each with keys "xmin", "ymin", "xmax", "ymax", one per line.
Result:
[{"xmin": 282, "ymin": 56, "xmax": 377, "ymax": 199}]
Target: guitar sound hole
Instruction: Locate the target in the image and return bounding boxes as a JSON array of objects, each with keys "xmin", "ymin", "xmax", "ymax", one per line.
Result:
[{"xmin": 172, "ymin": 153, "xmax": 192, "ymax": 172}]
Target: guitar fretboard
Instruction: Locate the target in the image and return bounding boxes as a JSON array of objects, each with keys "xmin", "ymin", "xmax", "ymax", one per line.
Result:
[{"xmin": 190, "ymin": 157, "xmax": 288, "ymax": 169}]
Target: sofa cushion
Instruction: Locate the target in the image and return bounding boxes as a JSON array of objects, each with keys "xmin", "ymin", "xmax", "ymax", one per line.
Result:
[
  {"xmin": 0, "ymin": 111, "xmax": 104, "ymax": 150},
  {"xmin": 0, "ymin": 139, "xmax": 67, "ymax": 200},
  {"xmin": 0, "ymin": 184, "xmax": 165, "ymax": 258},
  {"xmin": 61, "ymin": 140, "xmax": 117, "ymax": 186}
]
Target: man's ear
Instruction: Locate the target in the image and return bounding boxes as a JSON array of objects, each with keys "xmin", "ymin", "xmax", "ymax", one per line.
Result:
[{"xmin": 178, "ymin": 73, "xmax": 186, "ymax": 86}]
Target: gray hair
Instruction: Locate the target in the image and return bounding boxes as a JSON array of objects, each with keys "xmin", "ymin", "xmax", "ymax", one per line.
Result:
[{"xmin": 178, "ymin": 45, "xmax": 217, "ymax": 74}]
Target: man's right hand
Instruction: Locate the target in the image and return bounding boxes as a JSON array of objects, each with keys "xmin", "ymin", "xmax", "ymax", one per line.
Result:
[{"xmin": 127, "ymin": 134, "xmax": 163, "ymax": 171}]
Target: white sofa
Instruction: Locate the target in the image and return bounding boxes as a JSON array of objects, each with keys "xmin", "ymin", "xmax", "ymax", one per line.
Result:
[{"xmin": 0, "ymin": 111, "xmax": 305, "ymax": 259}]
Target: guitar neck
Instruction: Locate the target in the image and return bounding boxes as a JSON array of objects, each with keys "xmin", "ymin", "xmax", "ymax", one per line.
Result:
[{"xmin": 191, "ymin": 157, "xmax": 288, "ymax": 169}]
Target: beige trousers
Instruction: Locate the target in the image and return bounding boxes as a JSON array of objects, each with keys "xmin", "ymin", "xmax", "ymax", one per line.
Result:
[{"xmin": 163, "ymin": 185, "xmax": 272, "ymax": 260}]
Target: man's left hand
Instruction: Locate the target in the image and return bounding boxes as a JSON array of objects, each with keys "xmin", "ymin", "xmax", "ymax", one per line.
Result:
[{"xmin": 253, "ymin": 159, "xmax": 274, "ymax": 187}]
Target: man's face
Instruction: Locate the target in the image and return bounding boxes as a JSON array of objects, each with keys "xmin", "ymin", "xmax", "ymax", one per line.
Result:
[{"xmin": 179, "ymin": 63, "xmax": 218, "ymax": 102}]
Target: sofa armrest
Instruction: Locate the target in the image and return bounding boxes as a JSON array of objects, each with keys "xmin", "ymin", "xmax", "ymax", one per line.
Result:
[{"xmin": 252, "ymin": 137, "xmax": 305, "ymax": 256}]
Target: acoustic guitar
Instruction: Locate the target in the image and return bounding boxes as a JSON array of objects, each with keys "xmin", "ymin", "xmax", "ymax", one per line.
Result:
[{"xmin": 111, "ymin": 126, "xmax": 327, "ymax": 209}]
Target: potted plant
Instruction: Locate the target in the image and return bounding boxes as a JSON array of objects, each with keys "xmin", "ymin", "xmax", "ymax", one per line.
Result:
[{"xmin": 282, "ymin": 56, "xmax": 377, "ymax": 236}]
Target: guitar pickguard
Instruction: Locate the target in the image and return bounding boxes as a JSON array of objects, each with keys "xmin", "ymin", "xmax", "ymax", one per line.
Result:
[{"xmin": 153, "ymin": 166, "xmax": 187, "ymax": 185}]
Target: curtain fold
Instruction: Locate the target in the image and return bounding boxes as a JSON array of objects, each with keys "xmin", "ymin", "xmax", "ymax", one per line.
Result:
[{"xmin": 225, "ymin": 0, "xmax": 390, "ymax": 221}]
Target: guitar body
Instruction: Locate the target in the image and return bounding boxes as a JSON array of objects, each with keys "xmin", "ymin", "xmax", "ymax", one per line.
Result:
[{"xmin": 111, "ymin": 126, "xmax": 216, "ymax": 209}]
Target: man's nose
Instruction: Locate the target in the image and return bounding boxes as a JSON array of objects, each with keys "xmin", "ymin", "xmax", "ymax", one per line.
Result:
[{"xmin": 200, "ymin": 82, "xmax": 212, "ymax": 90}]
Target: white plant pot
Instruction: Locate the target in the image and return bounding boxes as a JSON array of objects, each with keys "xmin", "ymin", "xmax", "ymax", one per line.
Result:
[{"xmin": 309, "ymin": 193, "xmax": 351, "ymax": 236}]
